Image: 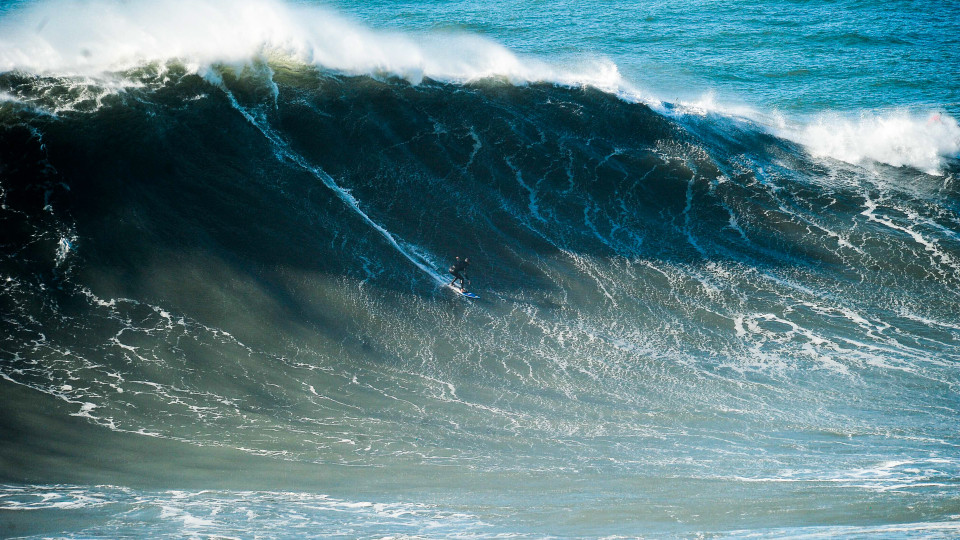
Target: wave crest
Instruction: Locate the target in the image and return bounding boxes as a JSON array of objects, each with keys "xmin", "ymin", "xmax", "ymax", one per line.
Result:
[
  {"xmin": 789, "ymin": 110, "xmax": 960, "ymax": 175},
  {"xmin": 0, "ymin": 0, "xmax": 623, "ymax": 89}
]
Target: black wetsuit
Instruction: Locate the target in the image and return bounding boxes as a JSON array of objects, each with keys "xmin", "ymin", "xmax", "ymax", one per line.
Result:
[{"xmin": 449, "ymin": 259, "xmax": 470, "ymax": 289}]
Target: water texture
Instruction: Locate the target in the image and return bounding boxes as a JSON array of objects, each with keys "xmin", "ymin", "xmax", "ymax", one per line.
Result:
[{"xmin": 1, "ymin": 0, "xmax": 959, "ymax": 537}]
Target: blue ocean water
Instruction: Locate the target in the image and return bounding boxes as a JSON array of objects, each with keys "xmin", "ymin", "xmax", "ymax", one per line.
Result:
[
  {"xmin": 326, "ymin": 0, "xmax": 960, "ymax": 115},
  {"xmin": 1, "ymin": 0, "xmax": 960, "ymax": 538},
  {"xmin": 320, "ymin": 0, "xmax": 960, "ymax": 174}
]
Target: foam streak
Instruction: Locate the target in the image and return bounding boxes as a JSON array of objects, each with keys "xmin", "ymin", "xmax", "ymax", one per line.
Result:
[{"xmin": 218, "ymin": 87, "xmax": 447, "ymax": 286}]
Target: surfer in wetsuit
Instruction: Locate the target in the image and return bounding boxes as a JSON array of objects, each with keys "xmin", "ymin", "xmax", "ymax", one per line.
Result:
[{"xmin": 449, "ymin": 256, "xmax": 470, "ymax": 291}]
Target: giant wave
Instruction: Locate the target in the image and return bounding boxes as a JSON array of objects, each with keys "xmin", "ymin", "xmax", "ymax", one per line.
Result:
[
  {"xmin": 2, "ymin": 1, "xmax": 960, "ymax": 537},
  {"xmin": 1, "ymin": 0, "xmax": 958, "ymax": 173}
]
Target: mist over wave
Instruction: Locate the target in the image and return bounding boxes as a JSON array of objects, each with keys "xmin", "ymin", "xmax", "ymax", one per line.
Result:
[
  {"xmin": 0, "ymin": 0, "xmax": 623, "ymax": 87},
  {"xmin": 791, "ymin": 110, "xmax": 960, "ymax": 175},
  {"xmin": 2, "ymin": 0, "xmax": 959, "ymax": 173},
  {"xmin": 674, "ymin": 94, "xmax": 960, "ymax": 176}
]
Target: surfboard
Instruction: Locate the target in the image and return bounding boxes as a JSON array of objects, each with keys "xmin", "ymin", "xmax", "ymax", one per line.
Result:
[{"xmin": 447, "ymin": 283, "xmax": 478, "ymax": 299}]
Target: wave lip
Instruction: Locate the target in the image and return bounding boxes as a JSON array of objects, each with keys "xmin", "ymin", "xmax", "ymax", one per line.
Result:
[
  {"xmin": 788, "ymin": 110, "xmax": 960, "ymax": 175},
  {"xmin": 9, "ymin": 0, "xmax": 955, "ymax": 176},
  {"xmin": 674, "ymin": 93, "xmax": 960, "ymax": 175},
  {"xmin": 0, "ymin": 0, "xmax": 624, "ymax": 90}
]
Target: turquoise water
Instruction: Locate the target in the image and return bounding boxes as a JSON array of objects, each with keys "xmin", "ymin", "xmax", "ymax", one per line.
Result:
[
  {"xmin": 324, "ymin": 0, "xmax": 960, "ymax": 115},
  {"xmin": 1, "ymin": 0, "xmax": 959, "ymax": 538}
]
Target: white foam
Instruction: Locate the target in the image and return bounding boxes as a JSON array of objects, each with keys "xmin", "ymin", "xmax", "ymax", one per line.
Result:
[
  {"xmin": 673, "ymin": 90, "xmax": 757, "ymax": 120},
  {"xmin": 789, "ymin": 110, "xmax": 960, "ymax": 175},
  {"xmin": 74, "ymin": 401, "xmax": 97, "ymax": 418},
  {"xmin": 0, "ymin": 0, "xmax": 623, "ymax": 90},
  {"xmin": 56, "ymin": 235, "xmax": 76, "ymax": 265},
  {"xmin": 3, "ymin": 0, "xmax": 955, "ymax": 175},
  {"xmin": 665, "ymin": 91, "xmax": 960, "ymax": 175},
  {"xmin": 0, "ymin": 91, "xmax": 21, "ymax": 104}
]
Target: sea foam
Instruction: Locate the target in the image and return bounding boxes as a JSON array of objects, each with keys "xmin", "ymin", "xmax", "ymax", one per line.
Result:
[
  {"xmin": 674, "ymin": 92, "xmax": 960, "ymax": 175},
  {"xmin": 0, "ymin": 0, "xmax": 622, "ymax": 89},
  {"xmin": 2, "ymin": 0, "xmax": 956, "ymax": 174},
  {"xmin": 790, "ymin": 110, "xmax": 960, "ymax": 175}
]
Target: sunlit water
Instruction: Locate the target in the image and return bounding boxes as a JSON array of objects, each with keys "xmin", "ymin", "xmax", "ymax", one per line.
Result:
[{"xmin": 1, "ymin": 0, "xmax": 958, "ymax": 537}]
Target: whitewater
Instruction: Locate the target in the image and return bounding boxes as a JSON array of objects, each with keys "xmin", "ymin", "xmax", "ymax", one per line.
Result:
[{"xmin": 1, "ymin": 0, "xmax": 959, "ymax": 537}]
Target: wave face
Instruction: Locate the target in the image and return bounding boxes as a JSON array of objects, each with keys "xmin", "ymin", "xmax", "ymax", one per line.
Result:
[{"xmin": 2, "ymin": 58, "xmax": 960, "ymax": 536}]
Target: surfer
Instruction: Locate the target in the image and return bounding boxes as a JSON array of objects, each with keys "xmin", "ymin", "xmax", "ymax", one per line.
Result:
[{"xmin": 449, "ymin": 256, "xmax": 470, "ymax": 291}]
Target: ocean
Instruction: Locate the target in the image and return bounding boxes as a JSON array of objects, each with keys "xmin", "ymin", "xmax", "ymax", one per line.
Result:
[{"xmin": 1, "ymin": 0, "xmax": 959, "ymax": 537}]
